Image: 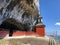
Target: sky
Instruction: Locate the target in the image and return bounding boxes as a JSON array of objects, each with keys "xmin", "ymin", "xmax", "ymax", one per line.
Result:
[{"xmin": 40, "ymin": 0, "xmax": 60, "ymax": 35}]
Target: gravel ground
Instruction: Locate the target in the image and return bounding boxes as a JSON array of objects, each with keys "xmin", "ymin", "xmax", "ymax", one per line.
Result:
[{"xmin": 0, "ymin": 36, "xmax": 58, "ymax": 45}]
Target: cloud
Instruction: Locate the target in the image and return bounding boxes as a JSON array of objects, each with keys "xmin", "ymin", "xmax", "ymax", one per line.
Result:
[{"xmin": 55, "ymin": 22, "xmax": 60, "ymax": 26}]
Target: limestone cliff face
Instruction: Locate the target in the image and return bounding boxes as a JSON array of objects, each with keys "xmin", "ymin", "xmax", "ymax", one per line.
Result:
[{"xmin": 0, "ymin": 0, "xmax": 40, "ymax": 30}]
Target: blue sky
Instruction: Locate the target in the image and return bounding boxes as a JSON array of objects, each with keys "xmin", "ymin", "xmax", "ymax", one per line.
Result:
[{"xmin": 40, "ymin": 0, "xmax": 60, "ymax": 35}]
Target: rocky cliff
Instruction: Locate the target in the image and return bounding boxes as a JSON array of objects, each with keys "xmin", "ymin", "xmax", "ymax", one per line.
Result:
[{"xmin": 0, "ymin": 0, "xmax": 40, "ymax": 31}]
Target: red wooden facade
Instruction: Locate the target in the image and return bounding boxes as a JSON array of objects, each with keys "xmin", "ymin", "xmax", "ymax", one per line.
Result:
[
  {"xmin": 36, "ymin": 27, "xmax": 45, "ymax": 36},
  {"xmin": 0, "ymin": 26, "xmax": 45, "ymax": 38}
]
